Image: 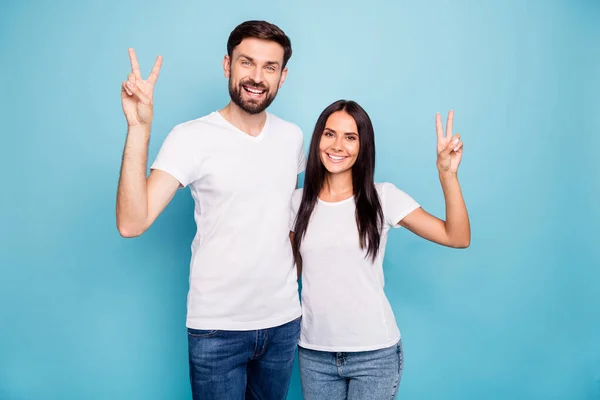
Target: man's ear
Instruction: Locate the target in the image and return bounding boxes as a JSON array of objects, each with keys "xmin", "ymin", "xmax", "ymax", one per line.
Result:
[
  {"xmin": 278, "ymin": 67, "xmax": 288, "ymax": 89},
  {"xmin": 223, "ymin": 55, "xmax": 231, "ymax": 78}
]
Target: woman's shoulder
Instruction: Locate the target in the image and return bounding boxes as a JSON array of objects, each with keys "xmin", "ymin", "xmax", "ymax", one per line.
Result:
[
  {"xmin": 374, "ymin": 182, "xmax": 414, "ymax": 200},
  {"xmin": 374, "ymin": 181, "xmax": 396, "ymax": 194}
]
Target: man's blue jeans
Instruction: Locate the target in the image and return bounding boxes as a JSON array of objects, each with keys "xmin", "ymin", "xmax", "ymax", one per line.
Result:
[{"xmin": 187, "ymin": 317, "xmax": 301, "ymax": 399}]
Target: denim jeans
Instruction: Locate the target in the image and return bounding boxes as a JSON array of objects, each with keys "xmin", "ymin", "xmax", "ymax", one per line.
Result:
[
  {"xmin": 187, "ymin": 317, "xmax": 301, "ymax": 400},
  {"xmin": 298, "ymin": 340, "xmax": 403, "ymax": 400}
]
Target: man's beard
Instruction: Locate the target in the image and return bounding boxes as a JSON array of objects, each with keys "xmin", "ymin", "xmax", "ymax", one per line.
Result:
[{"xmin": 228, "ymin": 78, "xmax": 278, "ymax": 115}]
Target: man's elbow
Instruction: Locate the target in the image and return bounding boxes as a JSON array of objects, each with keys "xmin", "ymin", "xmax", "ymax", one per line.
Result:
[{"xmin": 116, "ymin": 221, "xmax": 147, "ymax": 238}]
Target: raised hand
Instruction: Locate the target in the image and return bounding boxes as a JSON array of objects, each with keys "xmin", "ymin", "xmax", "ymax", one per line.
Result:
[
  {"xmin": 435, "ymin": 110, "xmax": 463, "ymax": 174},
  {"xmin": 121, "ymin": 48, "xmax": 163, "ymax": 128}
]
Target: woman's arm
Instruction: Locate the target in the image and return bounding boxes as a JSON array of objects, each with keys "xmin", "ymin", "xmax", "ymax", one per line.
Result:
[{"xmin": 397, "ymin": 110, "xmax": 470, "ymax": 248}]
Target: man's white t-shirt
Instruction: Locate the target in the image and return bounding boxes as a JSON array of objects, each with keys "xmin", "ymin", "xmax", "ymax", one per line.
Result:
[
  {"xmin": 290, "ymin": 183, "xmax": 420, "ymax": 352},
  {"xmin": 151, "ymin": 111, "xmax": 306, "ymax": 330}
]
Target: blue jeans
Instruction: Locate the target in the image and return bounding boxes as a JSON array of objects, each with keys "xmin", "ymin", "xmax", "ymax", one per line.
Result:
[
  {"xmin": 298, "ymin": 340, "xmax": 403, "ymax": 400},
  {"xmin": 187, "ymin": 317, "xmax": 301, "ymax": 400}
]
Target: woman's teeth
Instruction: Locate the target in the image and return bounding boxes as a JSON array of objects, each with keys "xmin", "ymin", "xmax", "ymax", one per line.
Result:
[{"xmin": 327, "ymin": 154, "xmax": 346, "ymax": 161}]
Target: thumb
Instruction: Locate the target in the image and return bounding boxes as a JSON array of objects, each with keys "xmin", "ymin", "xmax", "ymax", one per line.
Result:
[{"xmin": 125, "ymin": 81, "xmax": 151, "ymax": 106}]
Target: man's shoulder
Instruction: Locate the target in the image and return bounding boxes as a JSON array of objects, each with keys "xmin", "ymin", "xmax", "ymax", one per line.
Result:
[
  {"xmin": 171, "ymin": 112, "xmax": 222, "ymax": 134},
  {"xmin": 268, "ymin": 112, "xmax": 303, "ymax": 136}
]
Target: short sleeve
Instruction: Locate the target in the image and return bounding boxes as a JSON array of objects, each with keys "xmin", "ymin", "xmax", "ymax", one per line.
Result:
[
  {"xmin": 150, "ymin": 126, "xmax": 197, "ymax": 187},
  {"xmin": 289, "ymin": 189, "xmax": 303, "ymax": 231},
  {"xmin": 380, "ymin": 182, "xmax": 420, "ymax": 228},
  {"xmin": 297, "ymin": 133, "xmax": 307, "ymax": 174}
]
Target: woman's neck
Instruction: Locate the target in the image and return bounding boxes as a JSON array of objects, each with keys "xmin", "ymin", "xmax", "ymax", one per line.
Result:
[{"xmin": 319, "ymin": 171, "xmax": 353, "ymax": 202}]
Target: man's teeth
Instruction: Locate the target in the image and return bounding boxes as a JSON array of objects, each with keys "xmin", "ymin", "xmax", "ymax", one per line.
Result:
[{"xmin": 244, "ymin": 87, "xmax": 265, "ymax": 94}]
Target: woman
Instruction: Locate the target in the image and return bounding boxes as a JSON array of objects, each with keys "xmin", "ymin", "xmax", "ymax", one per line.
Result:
[{"xmin": 290, "ymin": 100, "xmax": 470, "ymax": 399}]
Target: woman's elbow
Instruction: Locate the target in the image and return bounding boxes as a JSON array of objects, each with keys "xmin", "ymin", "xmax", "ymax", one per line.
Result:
[{"xmin": 453, "ymin": 237, "xmax": 470, "ymax": 248}]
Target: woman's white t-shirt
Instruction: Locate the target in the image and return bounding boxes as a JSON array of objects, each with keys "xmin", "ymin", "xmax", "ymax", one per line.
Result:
[{"xmin": 290, "ymin": 183, "xmax": 420, "ymax": 352}]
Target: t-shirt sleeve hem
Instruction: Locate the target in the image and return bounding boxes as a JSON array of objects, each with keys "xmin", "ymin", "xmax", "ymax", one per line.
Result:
[
  {"xmin": 391, "ymin": 203, "xmax": 421, "ymax": 228},
  {"xmin": 297, "ymin": 151, "xmax": 307, "ymax": 174},
  {"xmin": 150, "ymin": 163, "xmax": 190, "ymax": 188}
]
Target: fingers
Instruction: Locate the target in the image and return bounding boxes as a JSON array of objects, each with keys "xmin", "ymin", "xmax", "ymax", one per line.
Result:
[
  {"xmin": 124, "ymin": 80, "xmax": 151, "ymax": 105},
  {"xmin": 436, "ymin": 113, "xmax": 444, "ymax": 141},
  {"xmin": 453, "ymin": 138, "xmax": 463, "ymax": 153},
  {"xmin": 122, "ymin": 73, "xmax": 135, "ymax": 96},
  {"xmin": 122, "ymin": 81, "xmax": 132, "ymax": 96},
  {"xmin": 446, "ymin": 110, "xmax": 454, "ymax": 138},
  {"xmin": 148, "ymin": 55, "xmax": 163, "ymax": 84},
  {"xmin": 444, "ymin": 134, "xmax": 461, "ymax": 155},
  {"xmin": 436, "ymin": 110, "xmax": 456, "ymax": 141},
  {"xmin": 121, "ymin": 82, "xmax": 128, "ymax": 98},
  {"xmin": 128, "ymin": 48, "xmax": 162, "ymax": 84},
  {"xmin": 128, "ymin": 48, "xmax": 141, "ymax": 78}
]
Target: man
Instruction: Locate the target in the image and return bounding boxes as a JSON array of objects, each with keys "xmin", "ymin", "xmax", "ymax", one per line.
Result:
[{"xmin": 116, "ymin": 20, "xmax": 305, "ymax": 400}]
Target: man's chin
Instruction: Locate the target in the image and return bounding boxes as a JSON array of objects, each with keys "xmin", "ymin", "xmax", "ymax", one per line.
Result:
[
  {"xmin": 238, "ymin": 98, "xmax": 274, "ymax": 115},
  {"xmin": 240, "ymin": 103, "xmax": 265, "ymax": 115},
  {"xmin": 229, "ymin": 87, "xmax": 277, "ymax": 115}
]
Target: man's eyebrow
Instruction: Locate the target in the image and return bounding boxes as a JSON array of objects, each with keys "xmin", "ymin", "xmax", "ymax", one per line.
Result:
[
  {"xmin": 237, "ymin": 54, "xmax": 254, "ymax": 62},
  {"xmin": 237, "ymin": 54, "xmax": 280, "ymax": 66}
]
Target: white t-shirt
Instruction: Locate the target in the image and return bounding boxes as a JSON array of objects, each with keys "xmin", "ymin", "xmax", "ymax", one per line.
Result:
[
  {"xmin": 290, "ymin": 183, "xmax": 420, "ymax": 352},
  {"xmin": 151, "ymin": 111, "xmax": 306, "ymax": 330}
]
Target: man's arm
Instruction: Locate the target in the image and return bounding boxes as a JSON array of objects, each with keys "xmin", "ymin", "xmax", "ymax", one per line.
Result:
[
  {"xmin": 116, "ymin": 48, "xmax": 179, "ymax": 237},
  {"xmin": 116, "ymin": 125, "xmax": 180, "ymax": 237}
]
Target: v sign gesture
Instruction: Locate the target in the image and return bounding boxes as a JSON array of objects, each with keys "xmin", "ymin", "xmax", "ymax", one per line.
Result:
[
  {"xmin": 436, "ymin": 110, "xmax": 463, "ymax": 174},
  {"xmin": 121, "ymin": 48, "xmax": 163, "ymax": 128},
  {"xmin": 398, "ymin": 109, "xmax": 470, "ymax": 249}
]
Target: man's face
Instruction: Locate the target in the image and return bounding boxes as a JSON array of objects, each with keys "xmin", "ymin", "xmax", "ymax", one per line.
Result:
[{"xmin": 224, "ymin": 38, "xmax": 288, "ymax": 115}]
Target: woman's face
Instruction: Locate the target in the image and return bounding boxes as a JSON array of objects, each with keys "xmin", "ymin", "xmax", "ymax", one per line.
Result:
[{"xmin": 319, "ymin": 111, "xmax": 360, "ymax": 175}]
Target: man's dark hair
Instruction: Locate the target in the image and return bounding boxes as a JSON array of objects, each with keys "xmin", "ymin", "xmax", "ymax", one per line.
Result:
[{"xmin": 227, "ymin": 20, "xmax": 292, "ymax": 67}]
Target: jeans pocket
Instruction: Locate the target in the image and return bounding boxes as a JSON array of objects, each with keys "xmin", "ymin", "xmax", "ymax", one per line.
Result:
[{"xmin": 187, "ymin": 328, "xmax": 219, "ymax": 338}]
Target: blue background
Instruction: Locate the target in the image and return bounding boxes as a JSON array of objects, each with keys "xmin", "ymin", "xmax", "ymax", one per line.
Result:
[{"xmin": 1, "ymin": 0, "xmax": 599, "ymax": 399}]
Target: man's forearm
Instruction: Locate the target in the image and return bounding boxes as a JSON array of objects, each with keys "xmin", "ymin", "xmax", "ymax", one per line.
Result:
[{"xmin": 116, "ymin": 125, "xmax": 151, "ymax": 236}]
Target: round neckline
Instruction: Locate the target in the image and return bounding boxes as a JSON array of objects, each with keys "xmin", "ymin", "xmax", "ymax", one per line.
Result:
[
  {"xmin": 215, "ymin": 110, "xmax": 270, "ymax": 141},
  {"xmin": 317, "ymin": 195, "xmax": 354, "ymax": 206}
]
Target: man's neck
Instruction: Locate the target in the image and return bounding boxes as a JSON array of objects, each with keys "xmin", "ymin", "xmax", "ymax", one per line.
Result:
[{"xmin": 219, "ymin": 102, "xmax": 266, "ymax": 137}]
